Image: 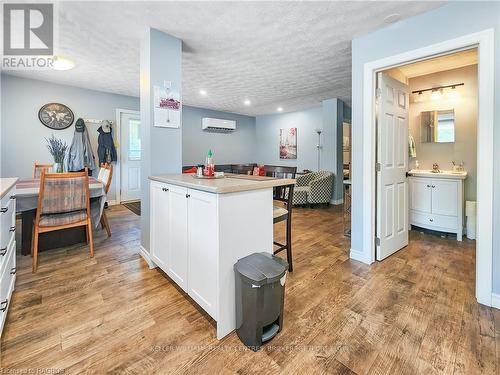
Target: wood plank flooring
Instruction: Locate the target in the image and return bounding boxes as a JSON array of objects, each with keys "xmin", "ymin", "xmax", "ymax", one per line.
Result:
[{"xmin": 1, "ymin": 204, "xmax": 498, "ymax": 374}]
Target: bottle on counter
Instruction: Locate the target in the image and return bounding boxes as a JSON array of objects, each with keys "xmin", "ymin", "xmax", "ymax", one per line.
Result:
[{"xmin": 204, "ymin": 149, "xmax": 215, "ymax": 177}]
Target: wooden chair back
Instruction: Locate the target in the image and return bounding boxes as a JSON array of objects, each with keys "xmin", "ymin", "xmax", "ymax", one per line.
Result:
[
  {"xmin": 231, "ymin": 164, "xmax": 255, "ymax": 175},
  {"xmin": 33, "ymin": 163, "xmax": 54, "ymax": 178},
  {"xmin": 97, "ymin": 163, "xmax": 113, "ymax": 194},
  {"xmin": 263, "ymin": 165, "xmax": 297, "ymax": 179},
  {"xmin": 36, "ymin": 170, "xmax": 90, "ymax": 225}
]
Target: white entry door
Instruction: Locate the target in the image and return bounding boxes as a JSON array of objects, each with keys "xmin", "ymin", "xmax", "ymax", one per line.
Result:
[
  {"xmin": 120, "ymin": 111, "xmax": 141, "ymax": 202},
  {"xmin": 376, "ymin": 72, "xmax": 409, "ymax": 260}
]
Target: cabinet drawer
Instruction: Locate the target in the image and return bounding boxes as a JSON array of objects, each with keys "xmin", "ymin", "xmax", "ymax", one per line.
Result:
[
  {"xmin": 0, "ymin": 241, "xmax": 16, "ymax": 335},
  {"xmin": 410, "ymin": 210, "xmax": 457, "ymax": 231},
  {"xmin": 0, "ymin": 197, "xmax": 15, "ymax": 251}
]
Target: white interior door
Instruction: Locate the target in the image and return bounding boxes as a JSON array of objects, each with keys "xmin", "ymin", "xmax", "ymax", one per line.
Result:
[
  {"xmin": 120, "ymin": 112, "xmax": 141, "ymax": 202},
  {"xmin": 376, "ymin": 72, "xmax": 409, "ymax": 260}
]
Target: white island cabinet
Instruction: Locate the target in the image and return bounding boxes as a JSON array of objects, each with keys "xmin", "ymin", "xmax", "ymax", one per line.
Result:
[
  {"xmin": 409, "ymin": 170, "xmax": 467, "ymax": 241},
  {"xmin": 149, "ymin": 174, "xmax": 295, "ymax": 339}
]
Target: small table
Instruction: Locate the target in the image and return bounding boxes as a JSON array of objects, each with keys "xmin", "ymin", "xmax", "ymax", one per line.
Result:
[{"xmin": 16, "ymin": 177, "xmax": 105, "ymax": 255}]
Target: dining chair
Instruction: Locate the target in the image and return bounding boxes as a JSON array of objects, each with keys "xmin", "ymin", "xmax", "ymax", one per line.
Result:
[
  {"xmin": 32, "ymin": 169, "xmax": 94, "ymax": 272},
  {"xmin": 33, "ymin": 163, "xmax": 54, "ymax": 178},
  {"xmin": 230, "ymin": 164, "xmax": 255, "ymax": 175},
  {"xmin": 273, "ymin": 183, "xmax": 295, "ymax": 272},
  {"xmin": 263, "ymin": 165, "xmax": 297, "ymax": 179},
  {"xmin": 97, "ymin": 163, "xmax": 113, "ymax": 237}
]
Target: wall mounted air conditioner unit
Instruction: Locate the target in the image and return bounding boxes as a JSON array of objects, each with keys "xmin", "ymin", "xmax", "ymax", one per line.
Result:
[{"xmin": 202, "ymin": 117, "xmax": 236, "ymax": 132}]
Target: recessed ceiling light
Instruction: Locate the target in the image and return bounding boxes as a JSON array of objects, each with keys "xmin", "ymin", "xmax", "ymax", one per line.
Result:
[
  {"xmin": 244, "ymin": 99, "xmax": 251, "ymax": 106},
  {"xmin": 384, "ymin": 13, "xmax": 401, "ymax": 24},
  {"xmin": 52, "ymin": 56, "xmax": 75, "ymax": 71},
  {"xmin": 277, "ymin": 107, "xmax": 283, "ymax": 112},
  {"xmin": 199, "ymin": 89, "xmax": 207, "ymax": 96}
]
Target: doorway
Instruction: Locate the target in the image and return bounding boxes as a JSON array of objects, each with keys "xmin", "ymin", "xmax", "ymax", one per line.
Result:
[
  {"xmin": 116, "ymin": 109, "xmax": 141, "ymax": 204},
  {"xmin": 361, "ymin": 29, "xmax": 494, "ymax": 306}
]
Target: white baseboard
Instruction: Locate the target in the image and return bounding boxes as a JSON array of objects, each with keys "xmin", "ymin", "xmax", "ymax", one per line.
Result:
[
  {"xmin": 349, "ymin": 248, "xmax": 373, "ymax": 265},
  {"xmin": 107, "ymin": 200, "xmax": 118, "ymax": 206},
  {"xmin": 491, "ymin": 293, "xmax": 500, "ymax": 309},
  {"xmin": 331, "ymin": 198, "xmax": 343, "ymax": 205},
  {"xmin": 139, "ymin": 246, "xmax": 156, "ymax": 269}
]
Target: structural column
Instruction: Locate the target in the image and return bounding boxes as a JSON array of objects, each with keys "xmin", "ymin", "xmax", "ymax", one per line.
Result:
[{"xmin": 140, "ymin": 28, "xmax": 183, "ymax": 253}]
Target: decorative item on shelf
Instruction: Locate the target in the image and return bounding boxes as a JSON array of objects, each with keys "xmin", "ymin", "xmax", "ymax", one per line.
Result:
[
  {"xmin": 38, "ymin": 103, "xmax": 74, "ymax": 130},
  {"xmin": 279, "ymin": 128, "xmax": 297, "ymax": 160},
  {"xmin": 45, "ymin": 135, "xmax": 68, "ymax": 173}
]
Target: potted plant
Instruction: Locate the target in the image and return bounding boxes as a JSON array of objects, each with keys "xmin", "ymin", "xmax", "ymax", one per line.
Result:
[{"xmin": 45, "ymin": 135, "xmax": 68, "ymax": 173}]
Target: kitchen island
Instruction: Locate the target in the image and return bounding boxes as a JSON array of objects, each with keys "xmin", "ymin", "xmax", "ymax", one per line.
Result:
[{"xmin": 148, "ymin": 173, "xmax": 295, "ymax": 339}]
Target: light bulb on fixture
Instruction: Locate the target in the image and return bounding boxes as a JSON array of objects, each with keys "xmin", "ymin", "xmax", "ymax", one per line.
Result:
[
  {"xmin": 447, "ymin": 85, "xmax": 459, "ymax": 99},
  {"xmin": 414, "ymin": 91, "xmax": 423, "ymax": 103},
  {"xmin": 430, "ymin": 89, "xmax": 442, "ymax": 101}
]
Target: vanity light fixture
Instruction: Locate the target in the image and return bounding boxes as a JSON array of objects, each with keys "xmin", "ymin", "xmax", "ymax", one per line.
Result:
[
  {"xmin": 412, "ymin": 82, "xmax": 464, "ymax": 96},
  {"xmin": 52, "ymin": 56, "xmax": 75, "ymax": 71},
  {"xmin": 447, "ymin": 85, "xmax": 460, "ymax": 99},
  {"xmin": 430, "ymin": 88, "xmax": 442, "ymax": 101}
]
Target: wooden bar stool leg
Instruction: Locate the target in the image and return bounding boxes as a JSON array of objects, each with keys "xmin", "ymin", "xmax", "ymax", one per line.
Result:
[
  {"xmin": 87, "ymin": 220, "xmax": 94, "ymax": 258},
  {"xmin": 32, "ymin": 227, "xmax": 39, "ymax": 273}
]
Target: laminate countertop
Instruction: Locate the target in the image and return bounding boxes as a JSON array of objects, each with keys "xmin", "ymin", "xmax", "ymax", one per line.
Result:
[
  {"xmin": 0, "ymin": 178, "xmax": 18, "ymax": 200},
  {"xmin": 149, "ymin": 174, "xmax": 295, "ymax": 194}
]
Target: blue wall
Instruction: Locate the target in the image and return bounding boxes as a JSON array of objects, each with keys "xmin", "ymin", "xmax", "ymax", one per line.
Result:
[{"xmin": 351, "ymin": 2, "xmax": 500, "ymax": 293}]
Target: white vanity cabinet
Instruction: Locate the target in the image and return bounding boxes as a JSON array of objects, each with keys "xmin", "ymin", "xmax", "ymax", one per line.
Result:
[
  {"xmin": 409, "ymin": 175, "xmax": 464, "ymax": 240},
  {"xmin": 149, "ymin": 180, "xmax": 217, "ymax": 316},
  {"xmin": 0, "ymin": 178, "xmax": 18, "ymax": 336}
]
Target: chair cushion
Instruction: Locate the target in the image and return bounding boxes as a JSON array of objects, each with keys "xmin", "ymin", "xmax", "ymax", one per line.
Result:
[
  {"xmin": 273, "ymin": 205, "xmax": 288, "ymax": 220},
  {"xmin": 39, "ymin": 210, "xmax": 88, "ymax": 227},
  {"xmin": 292, "ymin": 186, "xmax": 309, "ymax": 205}
]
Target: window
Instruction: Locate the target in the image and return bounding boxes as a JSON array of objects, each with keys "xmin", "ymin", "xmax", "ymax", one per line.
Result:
[{"xmin": 129, "ymin": 119, "xmax": 141, "ymax": 160}]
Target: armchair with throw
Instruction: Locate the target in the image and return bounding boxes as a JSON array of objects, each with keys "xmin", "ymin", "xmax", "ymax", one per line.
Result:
[{"xmin": 293, "ymin": 171, "xmax": 334, "ymax": 207}]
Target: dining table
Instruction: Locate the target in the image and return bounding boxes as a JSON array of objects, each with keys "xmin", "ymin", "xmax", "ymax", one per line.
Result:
[{"xmin": 16, "ymin": 177, "xmax": 106, "ymax": 256}]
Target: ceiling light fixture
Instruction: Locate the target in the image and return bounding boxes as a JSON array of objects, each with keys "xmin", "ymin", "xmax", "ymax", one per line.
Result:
[
  {"xmin": 52, "ymin": 56, "xmax": 75, "ymax": 71},
  {"xmin": 199, "ymin": 89, "xmax": 207, "ymax": 96},
  {"xmin": 277, "ymin": 107, "xmax": 283, "ymax": 112},
  {"xmin": 244, "ymin": 99, "xmax": 251, "ymax": 106},
  {"xmin": 384, "ymin": 13, "xmax": 401, "ymax": 24}
]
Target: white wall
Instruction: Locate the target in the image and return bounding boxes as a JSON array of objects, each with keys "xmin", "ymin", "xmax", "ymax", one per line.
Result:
[
  {"xmin": 255, "ymin": 107, "xmax": 322, "ymax": 172},
  {"xmin": 408, "ymin": 64, "xmax": 477, "ymax": 201},
  {"xmin": 351, "ymin": 2, "xmax": 500, "ymax": 293},
  {"xmin": 1, "ymin": 74, "xmax": 139, "ymax": 199}
]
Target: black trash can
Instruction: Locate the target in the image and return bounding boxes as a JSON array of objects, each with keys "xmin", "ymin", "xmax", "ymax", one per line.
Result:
[{"xmin": 234, "ymin": 252, "xmax": 288, "ymax": 350}]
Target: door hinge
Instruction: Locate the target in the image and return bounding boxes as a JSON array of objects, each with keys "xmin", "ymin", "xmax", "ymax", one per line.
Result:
[
  {"xmin": 375, "ymin": 237, "xmax": 381, "ymax": 246},
  {"xmin": 376, "ymin": 87, "xmax": 382, "ymax": 100},
  {"xmin": 375, "ymin": 163, "xmax": 381, "ymax": 172}
]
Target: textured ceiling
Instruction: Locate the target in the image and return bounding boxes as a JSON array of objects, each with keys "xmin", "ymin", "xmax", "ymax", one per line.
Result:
[{"xmin": 4, "ymin": 1, "xmax": 444, "ymax": 116}]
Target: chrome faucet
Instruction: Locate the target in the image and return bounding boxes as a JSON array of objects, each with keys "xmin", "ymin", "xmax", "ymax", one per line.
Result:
[{"xmin": 432, "ymin": 163, "xmax": 440, "ymax": 173}]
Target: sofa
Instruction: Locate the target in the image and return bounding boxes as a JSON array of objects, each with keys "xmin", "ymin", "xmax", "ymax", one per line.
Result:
[{"xmin": 293, "ymin": 171, "xmax": 334, "ymax": 206}]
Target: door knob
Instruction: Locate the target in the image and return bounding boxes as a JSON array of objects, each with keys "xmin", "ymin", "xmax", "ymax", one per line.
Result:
[
  {"xmin": 0, "ymin": 299, "xmax": 8, "ymax": 312},
  {"xmin": 186, "ymin": 194, "xmax": 190, "ymax": 198},
  {"xmin": 429, "ymin": 218, "xmax": 434, "ymax": 222}
]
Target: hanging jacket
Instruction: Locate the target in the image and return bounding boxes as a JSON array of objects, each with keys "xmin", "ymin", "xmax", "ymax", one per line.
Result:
[
  {"xmin": 65, "ymin": 118, "xmax": 96, "ymax": 172},
  {"xmin": 97, "ymin": 125, "xmax": 117, "ymax": 165}
]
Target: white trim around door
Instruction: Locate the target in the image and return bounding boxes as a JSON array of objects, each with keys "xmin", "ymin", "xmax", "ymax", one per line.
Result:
[
  {"xmin": 115, "ymin": 108, "xmax": 141, "ymax": 204},
  {"xmin": 357, "ymin": 29, "xmax": 494, "ymax": 307}
]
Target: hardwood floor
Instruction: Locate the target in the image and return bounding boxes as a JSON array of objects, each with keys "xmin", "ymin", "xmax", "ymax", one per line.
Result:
[{"xmin": 1, "ymin": 204, "xmax": 498, "ymax": 374}]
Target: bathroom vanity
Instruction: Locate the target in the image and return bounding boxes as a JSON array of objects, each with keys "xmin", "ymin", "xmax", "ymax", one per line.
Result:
[{"xmin": 408, "ymin": 170, "xmax": 467, "ymax": 241}]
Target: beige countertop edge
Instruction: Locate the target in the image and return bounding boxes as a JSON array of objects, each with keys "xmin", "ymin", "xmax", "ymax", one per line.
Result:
[
  {"xmin": 149, "ymin": 175, "xmax": 296, "ymax": 194},
  {"xmin": 0, "ymin": 177, "xmax": 19, "ymax": 200}
]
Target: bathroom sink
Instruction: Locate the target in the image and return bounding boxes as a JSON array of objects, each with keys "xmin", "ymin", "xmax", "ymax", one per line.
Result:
[{"xmin": 408, "ymin": 169, "xmax": 467, "ymax": 179}]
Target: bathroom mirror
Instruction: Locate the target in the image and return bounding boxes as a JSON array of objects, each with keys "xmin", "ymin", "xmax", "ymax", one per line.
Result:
[{"xmin": 420, "ymin": 109, "xmax": 455, "ymax": 143}]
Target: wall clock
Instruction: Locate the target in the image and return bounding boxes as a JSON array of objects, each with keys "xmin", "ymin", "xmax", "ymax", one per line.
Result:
[{"xmin": 38, "ymin": 103, "xmax": 74, "ymax": 130}]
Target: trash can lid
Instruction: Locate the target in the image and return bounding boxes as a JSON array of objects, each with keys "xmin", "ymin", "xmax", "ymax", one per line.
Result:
[{"xmin": 234, "ymin": 252, "xmax": 288, "ymax": 286}]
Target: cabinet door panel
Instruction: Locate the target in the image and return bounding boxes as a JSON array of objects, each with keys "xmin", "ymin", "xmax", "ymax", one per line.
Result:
[
  {"xmin": 187, "ymin": 190, "xmax": 217, "ymax": 319},
  {"xmin": 431, "ymin": 180, "xmax": 458, "ymax": 216},
  {"xmin": 168, "ymin": 185, "xmax": 188, "ymax": 291},
  {"xmin": 409, "ymin": 178, "xmax": 432, "ymax": 213},
  {"xmin": 150, "ymin": 182, "xmax": 170, "ymax": 271}
]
